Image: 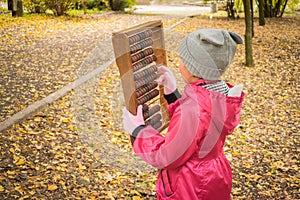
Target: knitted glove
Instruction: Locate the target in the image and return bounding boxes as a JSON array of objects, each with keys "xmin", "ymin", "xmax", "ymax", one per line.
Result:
[
  {"xmin": 122, "ymin": 105, "xmax": 145, "ymax": 135},
  {"xmin": 228, "ymin": 84, "xmax": 243, "ymax": 97},
  {"xmin": 157, "ymin": 66, "xmax": 177, "ymax": 95}
]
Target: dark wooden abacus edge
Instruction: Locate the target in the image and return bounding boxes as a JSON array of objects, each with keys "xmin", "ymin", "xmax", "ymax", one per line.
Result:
[
  {"xmin": 112, "ymin": 20, "xmax": 169, "ymax": 134},
  {"xmin": 112, "ymin": 20, "xmax": 162, "ymax": 39}
]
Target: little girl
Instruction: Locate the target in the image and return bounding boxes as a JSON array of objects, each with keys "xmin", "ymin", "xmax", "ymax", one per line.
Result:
[{"xmin": 122, "ymin": 28, "xmax": 245, "ymax": 199}]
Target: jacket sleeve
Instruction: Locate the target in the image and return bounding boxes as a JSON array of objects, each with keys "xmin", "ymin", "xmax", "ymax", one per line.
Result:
[
  {"xmin": 164, "ymin": 89, "xmax": 181, "ymax": 104},
  {"xmin": 133, "ymin": 98, "xmax": 201, "ymax": 169}
]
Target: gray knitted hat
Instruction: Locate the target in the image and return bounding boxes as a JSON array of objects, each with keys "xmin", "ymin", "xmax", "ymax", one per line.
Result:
[{"xmin": 178, "ymin": 29, "xmax": 243, "ymax": 80}]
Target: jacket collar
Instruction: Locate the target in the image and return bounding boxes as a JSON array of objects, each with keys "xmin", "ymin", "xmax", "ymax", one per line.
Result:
[
  {"xmin": 184, "ymin": 79, "xmax": 245, "ymax": 103},
  {"xmin": 191, "ymin": 79, "xmax": 221, "ymax": 86}
]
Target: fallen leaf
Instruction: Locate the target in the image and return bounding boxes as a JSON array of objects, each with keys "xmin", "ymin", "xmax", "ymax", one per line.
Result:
[{"xmin": 47, "ymin": 184, "xmax": 58, "ymax": 191}]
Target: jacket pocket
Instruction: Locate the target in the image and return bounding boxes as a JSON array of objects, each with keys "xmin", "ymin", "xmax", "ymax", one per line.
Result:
[{"xmin": 160, "ymin": 169, "xmax": 174, "ymax": 197}]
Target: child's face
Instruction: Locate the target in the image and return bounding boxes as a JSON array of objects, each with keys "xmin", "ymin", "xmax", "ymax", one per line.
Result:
[{"xmin": 179, "ymin": 60, "xmax": 200, "ymax": 84}]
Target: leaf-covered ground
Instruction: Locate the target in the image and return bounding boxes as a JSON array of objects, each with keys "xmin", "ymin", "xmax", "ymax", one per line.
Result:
[
  {"xmin": 0, "ymin": 13, "xmax": 180, "ymax": 122},
  {"xmin": 0, "ymin": 12, "xmax": 299, "ymax": 199}
]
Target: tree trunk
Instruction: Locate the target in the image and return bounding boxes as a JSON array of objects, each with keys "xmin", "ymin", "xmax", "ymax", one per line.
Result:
[
  {"xmin": 264, "ymin": 0, "xmax": 273, "ymax": 17},
  {"xmin": 258, "ymin": 0, "xmax": 265, "ymax": 25},
  {"xmin": 279, "ymin": 0, "xmax": 288, "ymax": 17},
  {"xmin": 250, "ymin": 0, "xmax": 254, "ymax": 37},
  {"xmin": 274, "ymin": 0, "xmax": 281, "ymax": 15},
  {"xmin": 227, "ymin": 0, "xmax": 236, "ymax": 19},
  {"xmin": 109, "ymin": 0, "xmax": 124, "ymax": 11},
  {"xmin": 82, "ymin": 0, "xmax": 87, "ymax": 14},
  {"xmin": 8, "ymin": 0, "xmax": 13, "ymax": 10},
  {"xmin": 243, "ymin": 0, "xmax": 254, "ymax": 67},
  {"xmin": 16, "ymin": 0, "xmax": 23, "ymax": 17},
  {"xmin": 264, "ymin": 0, "xmax": 287, "ymax": 17},
  {"xmin": 11, "ymin": 0, "xmax": 17, "ymax": 16}
]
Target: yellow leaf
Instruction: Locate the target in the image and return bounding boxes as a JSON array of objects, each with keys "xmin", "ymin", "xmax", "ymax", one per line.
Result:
[
  {"xmin": 53, "ymin": 174, "xmax": 61, "ymax": 181},
  {"xmin": 16, "ymin": 159, "xmax": 25, "ymax": 166},
  {"xmin": 130, "ymin": 190, "xmax": 141, "ymax": 196},
  {"xmin": 59, "ymin": 180, "xmax": 66, "ymax": 186},
  {"xmin": 0, "ymin": 185, "xmax": 4, "ymax": 192},
  {"xmin": 111, "ymin": 138, "xmax": 117, "ymax": 144},
  {"xmin": 61, "ymin": 117, "xmax": 69, "ymax": 123},
  {"xmin": 79, "ymin": 165, "xmax": 87, "ymax": 170},
  {"xmin": 34, "ymin": 117, "xmax": 42, "ymax": 122},
  {"xmin": 7, "ymin": 171, "xmax": 15, "ymax": 175},
  {"xmin": 118, "ymin": 159, "xmax": 126, "ymax": 164},
  {"xmin": 132, "ymin": 196, "xmax": 142, "ymax": 200},
  {"xmin": 14, "ymin": 186, "xmax": 23, "ymax": 193},
  {"xmin": 9, "ymin": 148, "xmax": 15, "ymax": 154},
  {"xmin": 113, "ymin": 132, "xmax": 121, "ymax": 137},
  {"xmin": 47, "ymin": 184, "xmax": 58, "ymax": 191},
  {"xmin": 20, "ymin": 128, "xmax": 27, "ymax": 134}
]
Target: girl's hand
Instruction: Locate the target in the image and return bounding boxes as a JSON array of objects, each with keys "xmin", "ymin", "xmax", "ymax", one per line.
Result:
[
  {"xmin": 122, "ymin": 105, "xmax": 145, "ymax": 135},
  {"xmin": 157, "ymin": 66, "xmax": 177, "ymax": 95}
]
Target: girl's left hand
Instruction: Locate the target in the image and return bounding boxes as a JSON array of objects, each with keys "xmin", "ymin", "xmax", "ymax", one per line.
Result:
[
  {"xmin": 157, "ymin": 66, "xmax": 177, "ymax": 95},
  {"xmin": 122, "ymin": 105, "xmax": 145, "ymax": 135}
]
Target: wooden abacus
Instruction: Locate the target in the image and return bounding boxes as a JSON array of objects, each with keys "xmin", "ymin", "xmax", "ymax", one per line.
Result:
[{"xmin": 112, "ymin": 20, "xmax": 169, "ymax": 136}]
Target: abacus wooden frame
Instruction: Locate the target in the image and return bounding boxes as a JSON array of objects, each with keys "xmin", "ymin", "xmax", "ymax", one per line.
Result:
[{"xmin": 112, "ymin": 20, "xmax": 169, "ymax": 133}]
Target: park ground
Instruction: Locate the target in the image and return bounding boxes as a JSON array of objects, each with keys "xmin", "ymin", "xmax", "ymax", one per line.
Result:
[{"xmin": 0, "ymin": 8, "xmax": 299, "ymax": 200}]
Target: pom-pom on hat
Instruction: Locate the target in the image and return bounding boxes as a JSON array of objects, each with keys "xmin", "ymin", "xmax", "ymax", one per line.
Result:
[{"xmin": 178, "ymin": 29, "xmax": 243, "ymax": 80}]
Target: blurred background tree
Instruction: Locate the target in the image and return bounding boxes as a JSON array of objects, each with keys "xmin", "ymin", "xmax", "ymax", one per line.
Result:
[
  {"xmin": 108, "ymin": 0, "xmax": 135, "ymax": 11},
  {"xmin": 23, "ymin": 0, "xmax": 46, "ymax": 13},
  {"xmin": 21, "ymin": 0, "xmax": 135, "ymax": 15}
]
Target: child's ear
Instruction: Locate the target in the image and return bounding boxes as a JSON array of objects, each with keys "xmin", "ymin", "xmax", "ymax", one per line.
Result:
[
  {"xmin": 199, "ymin": 30, "xmax": 224, "ymax": 46},
  {"xmin": 228, "ymin": 31, "xmax": 243, "ymax": 44},
  {"xmin": 228, "ymin": 84, "xmax": 243, "ymax": 97}
]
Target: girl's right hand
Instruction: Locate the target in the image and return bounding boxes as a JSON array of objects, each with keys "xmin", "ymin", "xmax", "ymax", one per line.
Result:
[{"xmin": 122, "ymin": 105, "xmax": 145, "ymax": 135}]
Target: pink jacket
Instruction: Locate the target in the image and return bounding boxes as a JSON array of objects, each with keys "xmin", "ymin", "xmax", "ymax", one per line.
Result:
[{"xmin": 133, "ymin": 80, "xmax": 245, "ymax": 199}]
